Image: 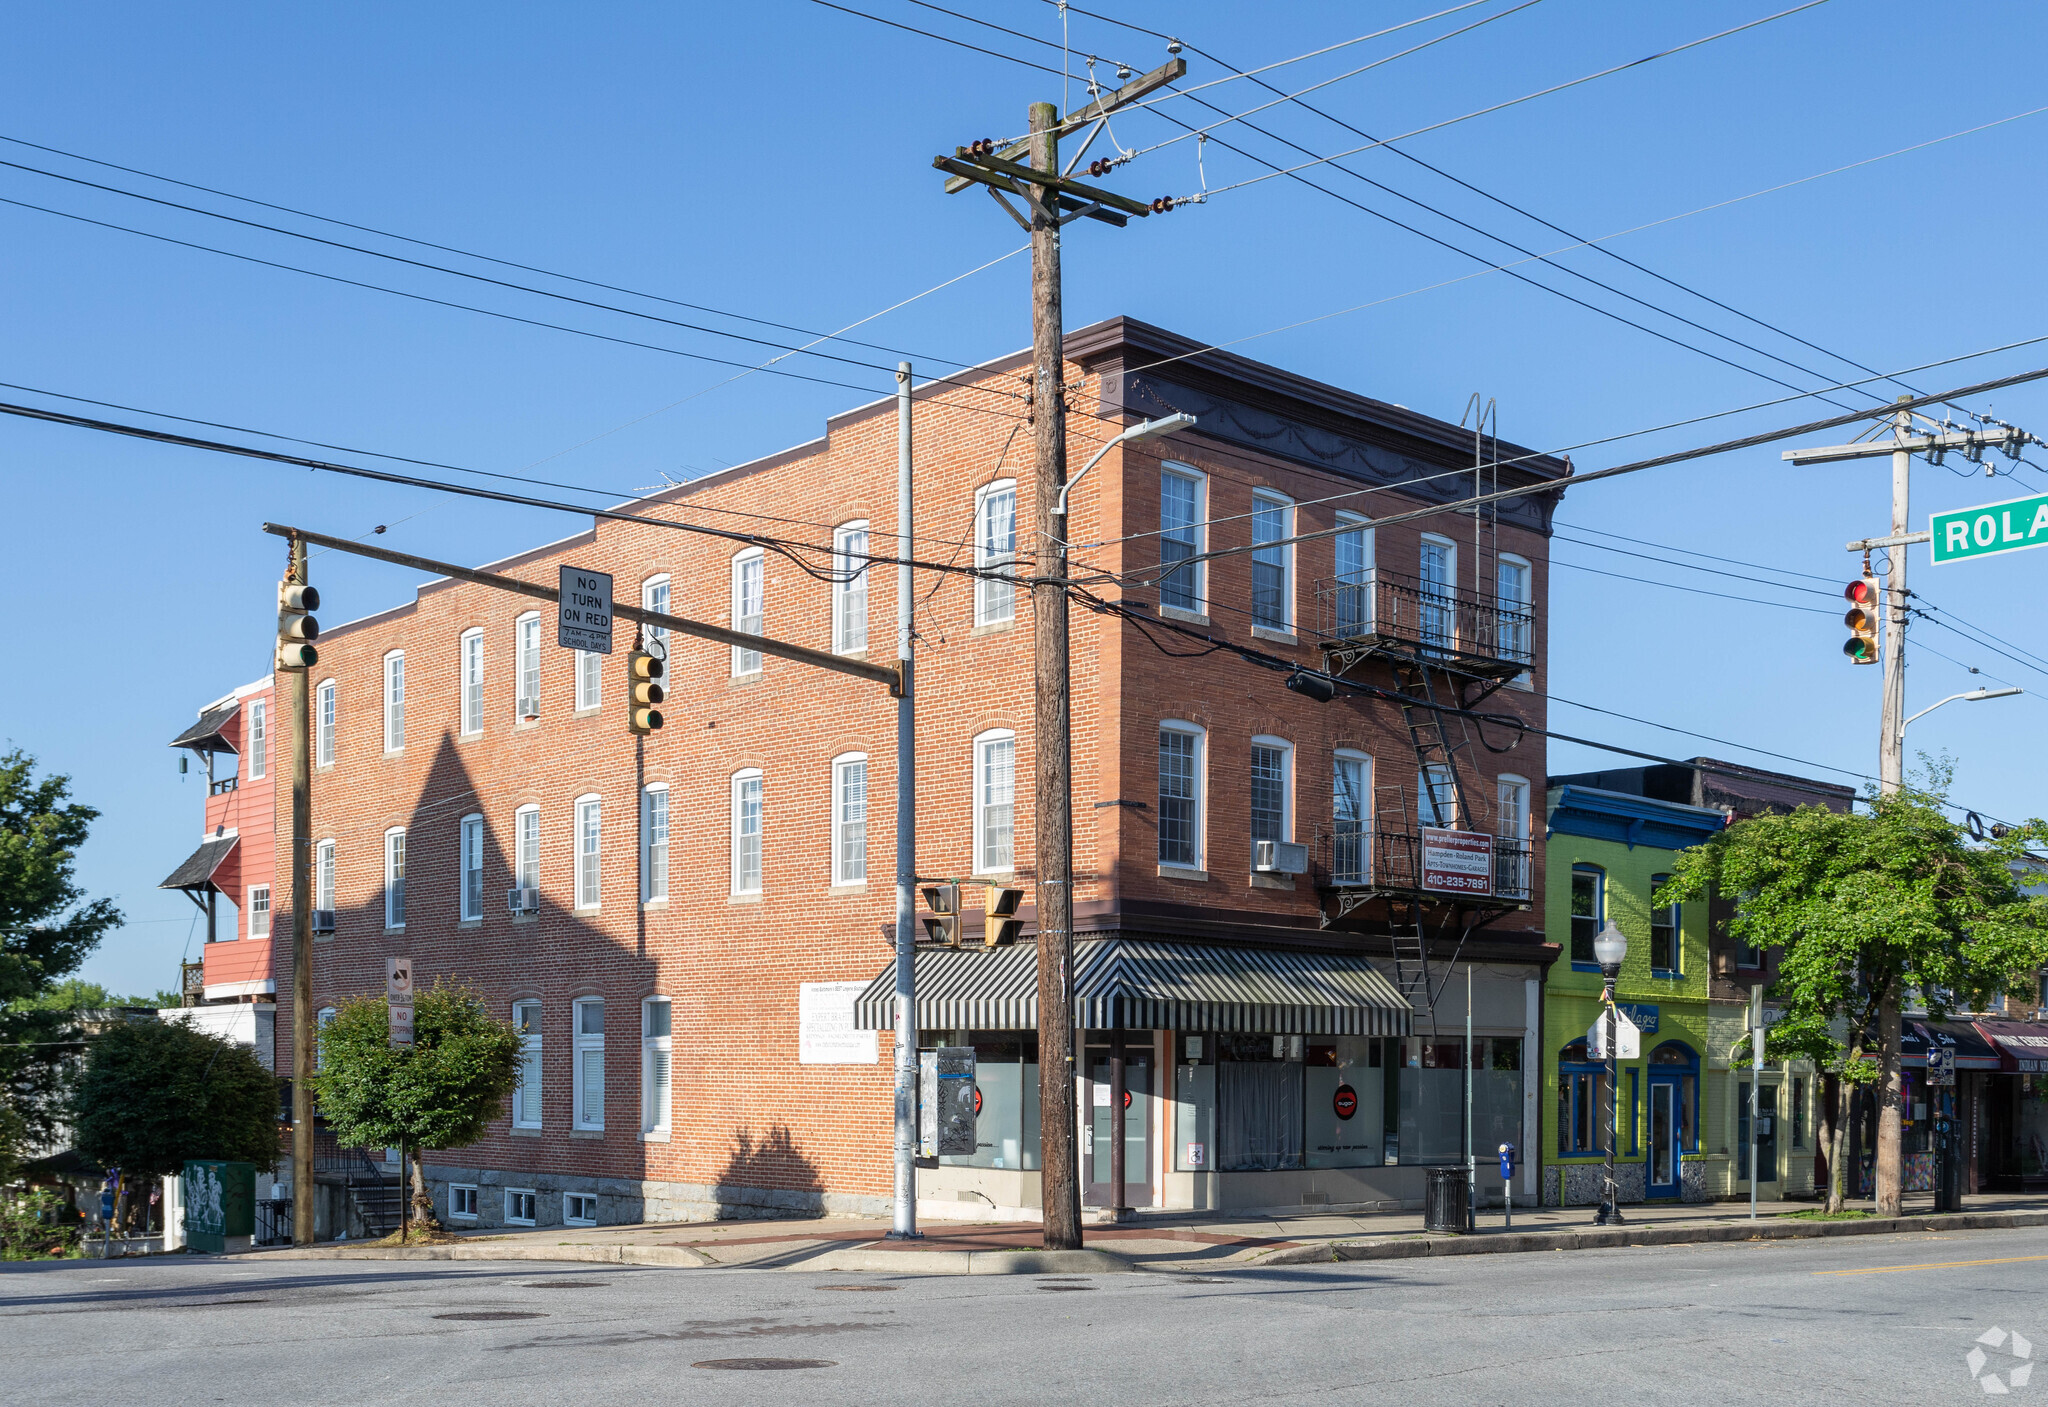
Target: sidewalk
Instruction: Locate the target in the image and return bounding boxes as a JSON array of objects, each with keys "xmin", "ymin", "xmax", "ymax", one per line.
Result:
[{"xmin": 255, "ymin": 1191, "xmax": 2048, "ymax": 1274}]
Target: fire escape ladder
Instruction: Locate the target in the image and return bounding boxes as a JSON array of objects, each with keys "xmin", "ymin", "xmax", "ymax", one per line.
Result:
[
  {"xmin": 1391, "ymin": 657, "xmax": 1477, "ymax": 827},
  {"xmin": 1389, "ymin": 896, "xmax": 1431, "ymax": 1012}
]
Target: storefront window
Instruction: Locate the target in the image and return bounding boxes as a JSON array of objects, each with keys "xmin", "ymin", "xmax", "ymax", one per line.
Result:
[
  {"xmin": 1398, "ymin": 1038, "xmax": 1466, "ymax": 1164},
  {"xmin": 1306, "ymin": 1036, "xmax": 1383, "ymax": 1168},
  {"xmin": 1558, "ymin": 1038, "xmax": 1611, "ymax": 1156},
  {"xmin": 925, "ymin": 1031, "xmax": 1040, "ymax": 1171},
  {"xmin": 1217, "ymin": 1034, "xmax": 1305, "ymax": 1171},
  {"xmin": 1174, "ymin": 1035, "xmax": 1216, "ymax": 1172}
]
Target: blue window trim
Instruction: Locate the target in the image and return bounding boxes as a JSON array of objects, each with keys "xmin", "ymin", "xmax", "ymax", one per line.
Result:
[
  {"xmin": 1647, "ymin": 1040, "xmax": 1702, "ymax": 1153},
  {"xmin": 1626, "ymin": 1068, "xmax": 1640, "ymax": 1155},
  {"xmin": 1569, "ymin": 863, "xmax": 1605, "ymax": 973},
  {"xmin": 1557, "ymin": 1058, "xmax": 1609, "ymax": 1157}
]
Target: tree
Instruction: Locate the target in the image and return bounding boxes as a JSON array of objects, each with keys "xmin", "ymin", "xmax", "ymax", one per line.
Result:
[
  {"xmin": 315, "ymin": 982, "xmax": 522, "ymax": 1230},
  {"xmin": 1661, "ymin": 768, "xmax": 2048, "ymax": 1216},
  {"xmin": 70, "ymin": 1018, "xmax": 279, "ymax": 1182},
  {"xmin": 0, "ymin": 750, "xmax": 122, "ymax": 1178}
]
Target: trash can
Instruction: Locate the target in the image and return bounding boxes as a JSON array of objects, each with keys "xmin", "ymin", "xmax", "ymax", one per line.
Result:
[{"xmin": 1424, "ymin": 1166, "xmax": 1473, "ymax": 1233}]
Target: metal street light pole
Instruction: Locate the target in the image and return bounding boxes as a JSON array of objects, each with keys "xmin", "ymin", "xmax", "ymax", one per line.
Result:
[{"xmin": 1592, "ymin": 921, "xmax": 1627, "ymax": 1226}]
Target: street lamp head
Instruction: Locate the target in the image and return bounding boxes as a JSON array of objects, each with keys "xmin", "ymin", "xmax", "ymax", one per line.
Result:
[
  {"xmin": 1592, "ymin": 921, "xmax": 1627, "ymax": 973},
  {"xmin": 1965, "ymin": 687, "xmax": 2024, "ymax": 702},
  {"xmin": 1125, "ymin": 411, "xmax": 1197, "ymax": 444}
]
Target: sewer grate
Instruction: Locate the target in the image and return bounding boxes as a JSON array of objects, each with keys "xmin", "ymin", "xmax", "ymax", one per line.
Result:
[
  {"xmin": 693, "ymin": 1359, "xmax": 837, "ymax": 1371},
  {"xmin": 817, "ymin": 1284, "xmax": 899, "ymax": 1292},
  {"xmin": 434, "ymin": 1311, "xmax": 547, "ymax": 1321}
]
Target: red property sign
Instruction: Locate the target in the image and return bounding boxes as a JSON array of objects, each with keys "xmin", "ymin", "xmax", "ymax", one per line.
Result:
[{"xmin": 1421, "ymin": 827, "xmax": 1494, "ymax": 897}]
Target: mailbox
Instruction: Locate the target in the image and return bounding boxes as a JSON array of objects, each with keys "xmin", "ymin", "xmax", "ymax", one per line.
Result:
[{"xmin": 918, "ymin": 1046, "xmax": 977, "ymax": 1159}]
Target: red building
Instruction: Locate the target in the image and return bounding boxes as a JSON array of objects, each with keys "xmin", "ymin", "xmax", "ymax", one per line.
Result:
[{"xmin": 240, "ymin": 318, "xmax": 1568, "ymax": 1230}]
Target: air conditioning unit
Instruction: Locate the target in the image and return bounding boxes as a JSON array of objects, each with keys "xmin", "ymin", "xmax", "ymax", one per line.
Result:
[
  {"xmin": 310, "ymin": 909, "xmax": 335, "ymax": 934},
  {"xmin": 1254, "ymin": 840, "xmax": 1310, "ymax": 875},
  {"xmin": 517, "ymin": 697, "xmax": 540, "ymax": 721},
  {"xmin": 507, "ymin": 887, "xmax": 539, "ymax": 915}
]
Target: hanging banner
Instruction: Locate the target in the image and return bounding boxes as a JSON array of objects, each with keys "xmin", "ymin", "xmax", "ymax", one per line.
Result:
[{"xmin": 1421, "ymin": 827, "xmax": 1494, "ymax": 896}]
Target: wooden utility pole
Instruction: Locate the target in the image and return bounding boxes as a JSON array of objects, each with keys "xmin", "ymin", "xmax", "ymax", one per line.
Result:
[{"xmin": 286, "ymin": 534, "xmax": 315, "ymax": 1245}]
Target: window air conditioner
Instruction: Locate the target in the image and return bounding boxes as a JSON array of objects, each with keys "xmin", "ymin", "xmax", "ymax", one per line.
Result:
[
  {"xmin": 507, "ymin": 887, "xmax": 539, "ymax": 914},
  {"xmin": 310, "ymin": 909, "xmax": 335, "ymax": 934},
  {"xmin": 1254, "ymin": 840, "xmax": 1309, "ymax": 875},
  {"xmin": 517, "ymin": 698, "xmax": 540, "ymax": 721}
]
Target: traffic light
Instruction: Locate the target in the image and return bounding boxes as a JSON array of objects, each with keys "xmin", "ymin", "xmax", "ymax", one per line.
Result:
[
  {"xmin": 628, "ymin": 650, "xmax": 665, "ymax": 733},
  {"xmin": 276, "ymin": 581, "xmax": 319, "ymax": 669},
  {"xmin": 982, "ymin": 885, "xmax": 1023, "ymax": 948},
  {"xmin": 1842, "ymin": 571, "xmax": 1880, "ymax": 665},
  {"xmin": 921, "ymin": 883, "xmax": 961, "ymax": 947}
]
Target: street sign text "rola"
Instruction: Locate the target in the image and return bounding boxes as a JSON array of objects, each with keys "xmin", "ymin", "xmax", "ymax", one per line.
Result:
[{"xmin": 1930, "ymin": 493, "xmax": 2048, "ymax": 564}]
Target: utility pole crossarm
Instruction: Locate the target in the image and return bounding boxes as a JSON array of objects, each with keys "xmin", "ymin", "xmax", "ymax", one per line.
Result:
[
  {"xmin": 940, "ymin": 57, "xmax": 1187, "ymax": 193},
  {"xmin": 1846, "ymin": 531, "xmax": 1931, "ymax": 552},
  {"xmin": 1787, "ymin": 426, "xmax": 2037, "ymax": 465},
  {"xmin": 931, "ymin": 157, "xmax": 1135, "ymax": 227},
  {"xmin": 261, "ymin": 524, "xmax": 903, "ymax": 693}
]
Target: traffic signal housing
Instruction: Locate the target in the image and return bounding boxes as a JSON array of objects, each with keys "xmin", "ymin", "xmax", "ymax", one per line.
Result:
[
  {"xmin": 921, "ymin": 883, "xmax": 961, "ymax": 947},
  {"xmin": 628, "ymin": 650, "xmax": 665, "ymax": 733},
  {"xmin": 982, "ymin": 885, "xmax": 1023, "ymax": 948},
  {"xmin": 276, "ymin": 581, "xmax": 319, "ymax": 669},
  {"xmin": 1843, "ymin": 572, "xmax": 1879, "ymax": 665}
]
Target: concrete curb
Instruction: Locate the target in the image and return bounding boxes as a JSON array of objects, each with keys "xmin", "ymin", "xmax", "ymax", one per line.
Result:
[
  {"xmin": 1254, "ymin": 1208, "xmax": 2048, "ymax": 1265},
  {"xmin": 801, "ymin": 1247, "xmax": 1131, "ymax": 1276},
  {"xmin": 249, "ymin": 1240, "xmax": 1130, "ymax": 1275},
  {"xmin": 255, "ymin": 1243, "xmax": 716, "ymax": 1267}
]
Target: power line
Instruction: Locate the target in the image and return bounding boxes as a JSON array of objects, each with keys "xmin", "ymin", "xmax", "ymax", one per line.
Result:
[
  {"xmin": 1549, "ymin": 556, "xmax": 1835, "ymax": 614},
  {"xmin": 1553, "ymin": 519, "xmax": 1841, "ymax": 585},
  {"xmin": 1550, "ymin": 533, "xmax": 1837, "ymax": 598}
]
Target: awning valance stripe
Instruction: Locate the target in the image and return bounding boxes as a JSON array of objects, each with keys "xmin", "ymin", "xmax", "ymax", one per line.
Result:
[{"xmin": 854, "ymin": 938, "xmax": 1411, "ymax": 1036}]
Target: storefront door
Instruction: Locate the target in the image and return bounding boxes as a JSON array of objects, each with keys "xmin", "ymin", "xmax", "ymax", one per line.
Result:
[
  {"xmin": 1083, "ymin": 1047, "xmax": 1152, "ymax": 1208},
  {"xmin": 1646, "ymin": 1076, "xmax": 1681, "ymax": 1198}
]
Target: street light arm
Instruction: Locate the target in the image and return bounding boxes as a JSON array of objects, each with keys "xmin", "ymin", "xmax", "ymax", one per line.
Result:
[
  {"xmin": 1902, "ymin": 686, "xmax": 2023, "ymax": 731},
  {"xmin": 1054, "ymin": 412, "xmax": 1197, "ymax": 520}
]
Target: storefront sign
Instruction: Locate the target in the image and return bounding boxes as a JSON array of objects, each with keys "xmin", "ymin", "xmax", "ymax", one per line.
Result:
[
  {"xmin": 1617, "ymin": 1003, "xmax": 1659, "ymax": 1033},
  {"xmin": 1333, "ymin": 1084, "xmax": 1358, "ymax": 1121},
  {"xmin": 1925, "ymin": 1045, "xmax": 1954, "ymax": 1086},
  {"xmin": 1421, "ymin": 827, "xmax": 1494, "ymax": 896},
  {"xmin": 798, "ymin": 981, "xmax": 879, "ymax": 1064}
]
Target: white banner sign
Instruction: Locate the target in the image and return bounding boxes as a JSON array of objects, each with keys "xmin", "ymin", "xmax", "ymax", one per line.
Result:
[
  {"xmin": 799, "ymin": 981, "xmax": 878, "ymax": 1065},
  {"xmin": 1587, "ymin": 1006, "xmax": 1641, "ymax": 1060},
  {"xmin": 1421, "ymin": 826, "xmax": 1494, "ymax": 896}
]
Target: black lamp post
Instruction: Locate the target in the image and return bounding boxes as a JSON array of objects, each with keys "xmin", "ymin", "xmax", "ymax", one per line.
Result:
[{"xmin": 1593, "ymin": 920, "xmax": 1628, "ymax": 1227}]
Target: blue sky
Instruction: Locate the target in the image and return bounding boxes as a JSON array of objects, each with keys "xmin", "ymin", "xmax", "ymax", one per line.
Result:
[{"xmin": 6, "ymin": 0, "xmax": 2046, "ymax": 996}]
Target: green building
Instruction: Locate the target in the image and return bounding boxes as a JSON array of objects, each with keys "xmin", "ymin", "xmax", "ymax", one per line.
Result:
[{"xmin": 1540, "ymin": 784, "xmax": 1723, "ymax": 1206}]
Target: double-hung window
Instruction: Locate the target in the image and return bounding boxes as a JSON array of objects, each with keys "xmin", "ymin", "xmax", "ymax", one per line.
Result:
[
  {"xmin": 1159, "ymin": 468, "xmax": 1204, "ymax": 613},
  {"xmin": 461, "ymin": 629, "xmax": 484, "ymax": 735},
  {"xmin": 384, "ymin": 828, "xmax": 406, "ymax": 929},
  {"xmin": 1570, "ymin": 865, "xmax": 1605, "ymax": 966},
  {"xmin": 573, "ymin": 998, "xmax": 604, "ymax": 1131},
  {"xmin": 642, "ymin": 575, "xmax": 671, "ymax": 657},
  {"xmin": 731, "ymin": 550, "xmax": 764, "ymax": 675},
  {"xmin": 975, "ymin": 482, "xmax": 1017, "ymax": 625},
  {"xmin": 1496, "ymin": 775, "xmax": 1530, "ymax": 899},
  {"xmin": 316, "ymin": 840, "xmax": 336, "ymax": 915},
  {"xmin": 1333, "ymin": 750, "xmax": 1371, "ymax": 884},
  {"xmin": 1250, "ymin": 492, "xmax": 1293, "ymax": 632},
  {"xmin": 642, "ymin": 998, "xmax": 672, "ymax": 1138},
  {"xmin": 247, "ymin": 700, "xmax": 267, "ymax": 781},
  {"xmin": 316, "ymin": 680, "xmax": 336, "ymax": 766},
  {"xmin": 575, "ymin": 796, "xmax": 602, "ymax": 910},
  {"xmin": 1496, "ymin": 555, "xmax": 1533, "ymax": 665},
  {"xmin": 731, "ymin": 769, "xmax": 763, "ymax": 894},
  {"xmin": 1249, "ymin": 737, "xmax": 1291, "ymax": 859},
  {"xmin": 1419, "ymin": 763, "xmax": 1458, "ymax": 828},
  {"xmin": 247, "ymin": 885, "xmax": 271, "ymax": 940},
  {"xmin": 515, "ymin": 804, "xmax": 541, "ymax": 899},
  {"xmin": 575, "ymin": 649, "xmax": 601, "ymax": 711},
  {"xmin": 383, "ymin": 651, "xmax": 405, "ymax": 751},
  {"xmin": 315, "ymin": 1007, "xmax": 336, "ymax": 1070},
  {"xmin": 1158, "ymin": 723, "xmax": 1204, "ymax": 869},
  {"xmin": 833, "ymin": 753, "xmax": 868, "ymax": 885},
  {"xmin": 516, "ymin": 613, "xmax": 542, "ymax": 719},
  {"xmin": 1418, "ymin": 536, "xmax": 1457, "ymax": 653},
  {"xmin": 512, "ymin": 1001, "xmax": 542, "ymax": 1128},
  {"xmin": 1650, "ymin": 874, "xmax": 1679, "ymax": 973},
  {"xmin": 460, "ymin": 814, "xmax": 484, "ymax": 921},
  {"xmin": 973, "ymin": 731, "xmax": 1015, "ymax": 875},
  {"xmin": 834, "ymin": 521, "xmax": 870, "ymax": 653},
  {"xmin": 641, "ymin": 785, "xmax": 669, "ymax": 903},
  {"xmin": 1334, "ymin": 514, "xmax": 1373, "ymax": 636}
]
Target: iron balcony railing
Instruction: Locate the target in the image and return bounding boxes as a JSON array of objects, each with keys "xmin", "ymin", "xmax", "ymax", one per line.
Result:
[
  {"xmin": 1327, "ymin": 831, "xmax": 1533, "ymax": 902},
  {"xmin": 1315, "ymin": 568, "xmax": 1534, "ymax": 668}
]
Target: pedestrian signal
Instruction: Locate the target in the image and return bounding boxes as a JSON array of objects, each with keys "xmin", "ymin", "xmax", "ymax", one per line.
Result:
[
  {"xmin": 628, "ymin": 650, "xmax": 665, "ymax": 733},
  {"xmin": 1842, "ymin": 573, "xmax": 1879, "ymax": 664}
]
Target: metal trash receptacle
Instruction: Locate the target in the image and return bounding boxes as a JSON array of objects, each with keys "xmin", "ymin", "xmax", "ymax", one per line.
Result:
[{"xmin": 1423, "ymin": 1166, "xmax": 1472, "ymax": 1233}]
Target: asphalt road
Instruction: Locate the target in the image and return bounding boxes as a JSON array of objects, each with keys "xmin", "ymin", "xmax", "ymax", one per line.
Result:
[{"xmin": 8, "ymin": 1226, "xmax": 2046, "ymax": 1405}]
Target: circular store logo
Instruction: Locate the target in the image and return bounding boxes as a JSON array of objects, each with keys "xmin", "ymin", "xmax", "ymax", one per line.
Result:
[
  {"xmin": 1332, "ymin": 1084, "xmax": 1358, "ymax": 1121},
  {"xmin": 1968, "ymin": 1327, "xmax": 2034, "ymax": 1394}
]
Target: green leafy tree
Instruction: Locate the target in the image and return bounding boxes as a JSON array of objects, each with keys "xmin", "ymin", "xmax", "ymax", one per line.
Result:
[
  {"xmin": 0, "ymin": 750, "xmax": 123, "ymax": 1178},
  {"xmin": 1662, "ymin": 767, "xmax": 2048, "ymax": 1216},
  {"xmin": 316, "ymin": 982, "xmax": 522, "ymax": 1229}
]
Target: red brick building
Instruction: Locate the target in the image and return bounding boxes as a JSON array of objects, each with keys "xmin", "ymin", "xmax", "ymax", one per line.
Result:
[{"xmin": 245, "ymin": 317, "xmax": 1568, "ymax": 1229}]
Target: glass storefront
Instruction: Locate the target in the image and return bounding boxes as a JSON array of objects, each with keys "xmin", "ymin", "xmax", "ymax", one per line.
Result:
[{"xmin": 922, "ymin": 1031, "xmax": 1041, "ymax": 1171}]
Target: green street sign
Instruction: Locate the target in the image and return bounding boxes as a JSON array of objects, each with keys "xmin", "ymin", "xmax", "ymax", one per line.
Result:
[{"xmin": 1930, "ymin": 493, "xmax": 2048, "ymax": 564}]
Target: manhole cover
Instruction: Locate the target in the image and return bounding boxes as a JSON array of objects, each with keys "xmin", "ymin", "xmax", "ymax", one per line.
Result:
[
  {"xmin": 692, "ymin": 1358, "xmax": 837, "ymax": 1371},
  {"xmin": 521, "ymin": 1281, "xmax": 612, "ymax": 1289},
  {"xmin": 818, "ymin": 1284, "xmax": 898, "ymax": 1292},
  {"xmin": 433, "ymin": 1311, "xmax": 548, "ymax": 1321}
]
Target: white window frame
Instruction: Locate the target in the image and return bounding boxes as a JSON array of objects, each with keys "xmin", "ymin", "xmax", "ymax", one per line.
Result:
[
  {"xmin": 1333, "ymin": 513, "xmax": 1374, "ymax": 636},
  {"xmin": 516, "ymin": 612, "xmax": 542, "ymax": 720},
  {"xmin": 573, "ymin": 997, "xmax": 605, "ymax": 1131},
  {"xmin": 1418, "ymin": 534, "xmax": 1459, "ymax": 652},
  {"xmin": 383, "ymin": 650, "xmax": 405, "ymax": 752},
  {"xmin": 1158, "ymin": 720, "xmax": 1207, "ymax": 871},
  {"xmin": 515, "ymin": 804, "xmax": 541, "ymax": 894},
  {"xmin": 832, "ymin": 752, "xmax": 868, "ymax": 886},
  {"xmin": 641, "ymin": 575, "xmax": 671, "ymax": 657},
  {"xmin": 641, "ymin": 784, "xmax": 669, "ymax": 904},
  {"xmin": 575, "ymin": 794, "xmax": 602, "ymax": 911},
  {"xmin": 504, "ymin": 1188, "xmax": 538, "ymax": 1226},
  {"xmin": 460, "ymin": 628, "xmax": 484, "ymax": 735},
  {"xmin": 315, "ymin": 1006, "xmax": 336, "ymax": 1071},
  {"xmin": 1250, "ymin": 490, "xmax": 1295, "ymax": 634},
  {"xmin": 975, "ymin": 480, "xmax": 1018, "ymax": 626},
  {"xmin": 448, "ymin": 1184, "xmax": 479, "ymax": 1220},
  {"xmin": 512, "ymin": 1000, "xmax": 542, "ymax": 1129},
  {"xmin": 1158, "ymin": 464, "xmax": 1207, "ymax": 616},
  {"xmin": 459, "ymin": 814, "xmax": 484, "ymax": 922},
  {"xmin": 316, "ymin": 839, "xmax": 336, "ymax": 914},
  {"xmin": 384, "ymin": 827, "xmax": 406, "ymax": 930},
  {"xmin": 1248, "ymin": 735, "xmax": 1293, "ymax": 850},
  {"xmin": 731, "ymin": 768, "xmax": 763, "ymax": 895},
  {"xmin": 563, "ymin": 1192, "xmax": 599, "ymax": 1227},
  {"xmin": 246, "ymin": 884, "xmax": 271, "ymax": 940},
  {"xmin": 1496, "ymin": 552, "xmax": 1534, "ymax": 682},
  {"xmin": 834, "ymin": 520, "xmax": 870, "ymax": 655},
  {"xmin": 731, "ymin": 549, "xmax": 764, "ymax": 675},
  {"xmin": 1333, "ymin": 748, "xmax": 1373, "ymax": 884},
  {"xmin": 642, "ymin": 996, "xmax": 672, "ymax": 1139},
  {"xmin": 316, "ymin": 679, "xmax": 337, "ymax": 767},
  {"xmin": 575, "ymin": 649, "xmax": 601, "ymax": 711},
  {"xmin": 247, "ymin": 699, "xmax": 267, "ymax": 781},
  {"xmin": 1496, "ymin": 774, "xmax": 1530, "ymax": 844},
  {"xmin": 973, "ymin": 730, "xmax": 1017, "ymax": 876}
]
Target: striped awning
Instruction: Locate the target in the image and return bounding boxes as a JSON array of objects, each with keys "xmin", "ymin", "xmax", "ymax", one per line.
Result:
[{"xmin": 854, "ymin": 938, "xmax": 1411, "ymax": 1036}]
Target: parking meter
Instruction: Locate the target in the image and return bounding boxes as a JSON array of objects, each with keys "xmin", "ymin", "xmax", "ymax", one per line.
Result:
[{"xmin": 1498, "ymin": 1144, "xmax": 1517, "ymax": 1228}]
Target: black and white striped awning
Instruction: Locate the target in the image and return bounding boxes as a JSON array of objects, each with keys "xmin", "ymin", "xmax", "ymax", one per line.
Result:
[{"xmin": 854, "ymin": 938, "xmax": 1411, "ymax": 1036}]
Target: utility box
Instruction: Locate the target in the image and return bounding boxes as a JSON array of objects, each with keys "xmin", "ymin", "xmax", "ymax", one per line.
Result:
[
  {"xmin": 182, "ymin": 1160, "xmax": 255, "ymax": 1254},
  {"xmin": 918, "ymin": 1046, "xmax": 977, "ymax": 1159}
]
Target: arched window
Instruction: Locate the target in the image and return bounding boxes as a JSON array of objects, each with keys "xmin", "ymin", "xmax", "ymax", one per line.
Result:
[
  {"xmin": 382, "ymin": 650, "xmax": 405, "ymax": 751},
  {"xmin": 731, "ymin": 550, "xmax": 764, "ymax": 675},
  {"xmin": 1570, "ymin": 864, "xmax": 1605, "ymax": 966},
  {"xmin": 832, "ymin": 752, "xmax": 868, "ymax": 885},
  {"xmin": 1332, "ymin": 749, "xmax": 1372, "ymax": 884},
  {"xmin": 975, "ymin": 480, "xmax": 1018, "ymax": 625},
  {"xmin": 834, "ymin": 521, "xmax": 870, "ymax": 654},
  {"xmin": 973, "ymin": 731, "xmax": 1015, "ymax": 876},
  {"xmin": 731, "ymin": 768, "xmax": 764, "ymax": 894},
  {"xmin": 1557, "ymin": 1038, "xmax": 1610, "ymax": 1156}
]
